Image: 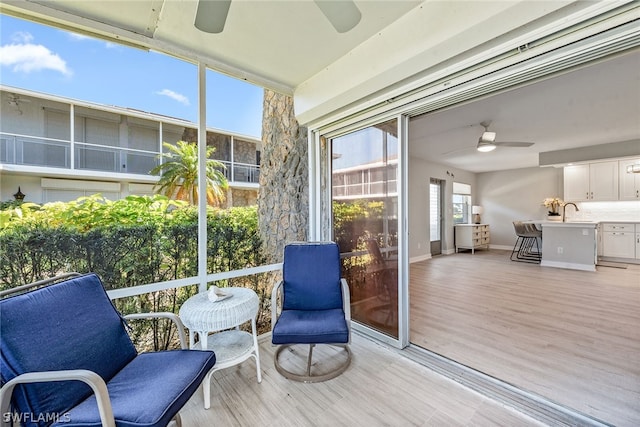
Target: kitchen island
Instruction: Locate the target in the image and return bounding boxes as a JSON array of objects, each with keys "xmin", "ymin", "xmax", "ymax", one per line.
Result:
[{"xmin": 540, "ymin": 221, "xmax": 599, "ymax": 271}]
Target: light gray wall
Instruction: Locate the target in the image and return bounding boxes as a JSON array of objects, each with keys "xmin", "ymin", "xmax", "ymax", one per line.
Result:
[
  {"xmin": 476, "ymin": 166, "xmax": 563, "ymax": 248},
  {"xmin": 409, "ymin": 156, "xmax": 476, "ymax": 260}
]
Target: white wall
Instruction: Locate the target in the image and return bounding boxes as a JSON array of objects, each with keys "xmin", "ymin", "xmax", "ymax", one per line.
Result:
[
  {"xmin": 476, "ymin": 167, "xmax": 562, "ymax": 248},
  {"xmin": 0, "ymin": 174, "xmax": 42, "ymax": 203},
  {"xmin": 0, "ymin": 174, "xmax": 157, "ymax": 204},
  {"xmin": 409, "ymin": 156, "xmax": 476, "ymax": 261}
]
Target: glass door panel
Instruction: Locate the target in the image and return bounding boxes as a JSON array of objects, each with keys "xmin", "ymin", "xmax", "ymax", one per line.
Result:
[{"xmin": 331, "ymin": 119, "xmax": 399, "ymax": 338}]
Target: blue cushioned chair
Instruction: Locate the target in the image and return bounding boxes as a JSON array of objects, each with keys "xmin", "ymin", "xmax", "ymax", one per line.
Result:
[
  {"xmin": 271, "ymin": 242, "xmax": 351, "ymax": 382},
  {"xmin": 0, "ymin": 273, "xmax": 217, "ymax": 427}
]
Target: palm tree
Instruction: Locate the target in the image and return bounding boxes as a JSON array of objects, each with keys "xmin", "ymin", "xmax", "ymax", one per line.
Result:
[{"xmin": 150, "ymin": 141, "xmax": 228, "ymax": 206}]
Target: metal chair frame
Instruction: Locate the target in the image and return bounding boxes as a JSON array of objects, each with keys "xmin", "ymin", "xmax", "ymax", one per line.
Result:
[
  {"xmin": 510, "ymin": 221, "xmax": 542, "ymax": 264},
  {"xmin": 271, "ymin": 260, "xmax": 352, "ymax": 383}
]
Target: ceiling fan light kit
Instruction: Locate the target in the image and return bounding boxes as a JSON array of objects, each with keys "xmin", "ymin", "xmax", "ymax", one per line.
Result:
[{"xmin": 477, "ymin": 141, "xmax": 497, "ymax": 152}]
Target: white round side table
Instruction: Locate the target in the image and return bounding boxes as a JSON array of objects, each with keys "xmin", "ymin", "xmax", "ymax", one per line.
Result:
[{"xmin": 179, "ymin": 287, "xmax": 262, "ymax": 409}]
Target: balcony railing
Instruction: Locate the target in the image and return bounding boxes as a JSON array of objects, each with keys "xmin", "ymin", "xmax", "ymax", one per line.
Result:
[
  {"xmin": 74, "ymin": 142, "xmax": 159, "ymax": 174},
  {"xmin": 1, "ymin": 133, "xmax": 260, "ymax": 184},
  {"xmin": 219, "ymin": 160, "xmax": 260, "ymax": 184},
  {"xmin": 333, "ymin": 179, "xmax": 398, "ymax": 198},
  {"xmin": 1, "ymin": 133, "xmax": 70, "ymax": 169}
]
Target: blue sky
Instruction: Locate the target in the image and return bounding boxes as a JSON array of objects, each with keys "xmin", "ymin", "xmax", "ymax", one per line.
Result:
[{"xmin": 0, "ymin": 15, "xmax": 263, "ymax": 138}]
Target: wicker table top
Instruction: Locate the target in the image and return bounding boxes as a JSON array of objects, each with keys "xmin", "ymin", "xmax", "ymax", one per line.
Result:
[{"xmin": 179, "ymin": 287, "xmax": 259, "ymax": 332}]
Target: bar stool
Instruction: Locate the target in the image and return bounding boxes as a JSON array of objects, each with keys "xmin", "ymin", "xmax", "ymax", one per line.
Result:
[{"xmin": 510, "ymin": 221, "xmax": 541, "ymax": 263}]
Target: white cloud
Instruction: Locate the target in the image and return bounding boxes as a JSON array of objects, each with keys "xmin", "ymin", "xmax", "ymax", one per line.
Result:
[
  {"xmin": 155, "ymin": 89, "xmax": 190, "ymax": 106},
  {"xmin": 0, "ymin": 32, "xmax": 72, "ymax": 76},
  {"xmin": 11, "ymin": 31, "xmax": 34, "ymax": 44}
]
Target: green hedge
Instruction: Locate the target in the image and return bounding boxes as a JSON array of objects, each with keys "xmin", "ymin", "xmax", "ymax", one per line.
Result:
[{"xmin": 0, "ymin": 195, "xmax": 268, "ymax": 350}]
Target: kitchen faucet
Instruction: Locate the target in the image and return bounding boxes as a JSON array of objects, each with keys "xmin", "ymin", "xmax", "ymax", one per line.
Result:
[{"xmin": 562, "ymin": 202, "xmax": 579, "ymax": 222}]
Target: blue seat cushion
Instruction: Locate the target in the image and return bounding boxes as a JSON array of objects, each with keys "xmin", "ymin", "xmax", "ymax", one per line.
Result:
[
  {"xmin": 53, "ymin": 350, "xmax": 216, "ymax": 427},
  {"xmin": 1, "ymin": 273, "xmax": 137, "ymax": 425},
  {"xmin": 272, "ymin": 309, "xmax": 349, "ymax": 345},
  {"xmin": 282, "ymin": 242, "xmax": 343, "ymax": 311}
]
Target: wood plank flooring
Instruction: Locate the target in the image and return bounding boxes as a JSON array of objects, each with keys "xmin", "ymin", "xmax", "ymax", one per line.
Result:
[
  {"xmin": 180, "ymin": 335, "xmax": 544, "ymax": 426},
  {"xmin": 409, "ymin": 250, "xmax": 640, "ymax": 427}
]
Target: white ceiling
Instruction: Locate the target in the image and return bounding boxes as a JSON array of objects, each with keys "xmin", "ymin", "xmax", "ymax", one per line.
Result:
[{"xmin": 409, "ymin": 49, "xmax": 640, "ymax": 173}]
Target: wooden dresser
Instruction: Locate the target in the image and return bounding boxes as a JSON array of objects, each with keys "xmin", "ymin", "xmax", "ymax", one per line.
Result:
[{"xmin": 455, "ymin": 224, "xmax": 490, "ymax": 254}]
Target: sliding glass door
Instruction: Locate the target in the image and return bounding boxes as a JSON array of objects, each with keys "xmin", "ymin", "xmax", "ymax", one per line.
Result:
[{"xmin": 330, "ymin": 119, "xmax": 399, "ymax": 339}]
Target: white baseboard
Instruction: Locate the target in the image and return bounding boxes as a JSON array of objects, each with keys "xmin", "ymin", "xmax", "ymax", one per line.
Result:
[
  {"xmin": 540, "ymin": 260, "xmax": 596, "ymax": 272},
  {"xmin": 410, "ymin": 254, "xmax": 432, "ymax": 263},
  {"xmin": 442, "ymin": 248, "xmax": 456, "ymax": 255},
  {"xmin": 490, "ymin": 244, "xmax": 513, "ymax": 251}
]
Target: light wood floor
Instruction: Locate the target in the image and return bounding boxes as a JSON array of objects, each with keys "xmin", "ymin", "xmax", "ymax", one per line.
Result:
[
  {"xmin": 409, "ymin": 250, "xmax": 640, "ymax": 427},
  {"xmin": 180, "ymin": 335, "xmax": 543, "ymax": 426}
]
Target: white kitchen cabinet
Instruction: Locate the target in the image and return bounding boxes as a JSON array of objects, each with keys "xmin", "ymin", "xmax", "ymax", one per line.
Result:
[
  {"xmin": 619, "ymin": 158, "xmax": 640, "ymax": 200},
  {"xmin": 564, "ymin": 164, "xmax": 590, "ymax": 202},
  {"xmin": 564, "ymin": 161, "xmax": 618, "ymax": 202},
  {"xmin": 455, "ymin": 224, "xmax": 490, "ymax": 254},
  {"xmin": 636, "ymin": 228, "xmax": 640, "ymax": 260},
  {"xmin": 601, "ymin": 223, "xmax": 635, "ymax": 259}
]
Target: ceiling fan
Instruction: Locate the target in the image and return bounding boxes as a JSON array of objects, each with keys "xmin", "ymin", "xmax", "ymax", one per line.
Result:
[
  {"xmin": 194, "ymin": 0, "xmax": 362, "ymax": 34},
  {"xmin": 475, "ymin": 121, "xmax": 534, "ymax": 152},
  {"xmin": 441, "ymin": 121, "xmax": 534, "ymax": 156}
]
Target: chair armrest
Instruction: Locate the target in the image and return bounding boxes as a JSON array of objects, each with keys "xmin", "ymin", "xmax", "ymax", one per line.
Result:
[
  {"xmin": 123, "ymin": 312, "xmax": 188, "ymax": 349},
  {"xmin": 270, "ymin": 280, "xmax": 284, "ymax": 333},
  {"xmin": 0, "ymin": 370, "xmax": 115, "ymax": 427}
]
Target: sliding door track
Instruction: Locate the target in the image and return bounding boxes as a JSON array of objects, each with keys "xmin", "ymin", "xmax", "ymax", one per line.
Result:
[{"xmin": 402, "ymin": 344, "xmax": 612, "ymax": 427}]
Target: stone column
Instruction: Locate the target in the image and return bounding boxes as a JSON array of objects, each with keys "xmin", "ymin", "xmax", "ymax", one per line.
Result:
[{"xmin": 258, "ymin": 90, "xmax": 309, "ymax": 263}]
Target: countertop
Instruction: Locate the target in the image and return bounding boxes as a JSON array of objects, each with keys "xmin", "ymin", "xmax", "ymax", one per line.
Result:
[{"xmin": 540, "ymin": 221, "xmax": 598, "ymax": 228}]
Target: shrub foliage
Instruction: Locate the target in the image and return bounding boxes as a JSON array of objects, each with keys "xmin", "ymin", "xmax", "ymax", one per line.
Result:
[{"xmin": 0, "ymin": 195, "xmax": 268, "ymax": 350}]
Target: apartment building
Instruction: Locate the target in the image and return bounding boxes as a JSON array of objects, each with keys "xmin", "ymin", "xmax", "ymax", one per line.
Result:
[{"xmin": 0, "ymin": 86, "xmax": 260, "ymax": 207}]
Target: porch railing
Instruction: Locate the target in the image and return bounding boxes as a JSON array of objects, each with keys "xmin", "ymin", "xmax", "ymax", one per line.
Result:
[{"xmin": 106, "ymin": 263, "xmax": 282, "ymax": 300}]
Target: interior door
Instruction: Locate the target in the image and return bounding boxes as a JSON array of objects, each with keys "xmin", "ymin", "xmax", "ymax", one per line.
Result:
[{"xmin": 430, "ymin": 178, "xmax": 443, "ymax": 255}]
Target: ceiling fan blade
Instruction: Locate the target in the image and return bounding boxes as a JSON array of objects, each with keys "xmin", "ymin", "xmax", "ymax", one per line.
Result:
[
  {"xmin": 495, "ymin": 142, "xmax": 535, "ymax": 148},
  {"xmin": 441, "ymin": 146, "xmax": 474, "ymax": 156},
  {"xmin": 194, "ymin": 0, "xmax": 232, "ymax": 34},
  {"xmin": 314, "ymin": 0, "xmax": 362, "ymax": 33}
]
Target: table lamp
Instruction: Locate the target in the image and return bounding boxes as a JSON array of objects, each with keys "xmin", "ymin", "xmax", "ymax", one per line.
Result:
[{"xmin": 472, "ymin": 205, "xmax": 483, "ymax": 224}]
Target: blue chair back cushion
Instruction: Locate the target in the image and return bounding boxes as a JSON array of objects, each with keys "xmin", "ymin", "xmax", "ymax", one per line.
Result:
[
  {"xmin": 282, "ymin": 242, "xmax": 343, "ymax": 311},
  {"xmin": 0, "ymin": 273, "xmax": 137, "ymax": 426}
]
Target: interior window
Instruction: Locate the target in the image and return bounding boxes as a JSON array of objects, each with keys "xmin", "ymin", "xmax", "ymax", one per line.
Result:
[{"xmin": 452, "ymin": 182, "xmax": 471, "ymax": 224}]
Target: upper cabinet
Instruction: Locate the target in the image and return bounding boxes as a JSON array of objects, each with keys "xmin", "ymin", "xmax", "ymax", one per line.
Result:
[
  {"xmin": 564, "ymin": 161, "xmax": 618, "ymax": 202},
  {"xmin": 619, "ymin": 158, "xmax": 640, "ymax": 200},
  {"xmin": 564, "ymin": 164, "xmax": 590, "ymax": 201}
]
